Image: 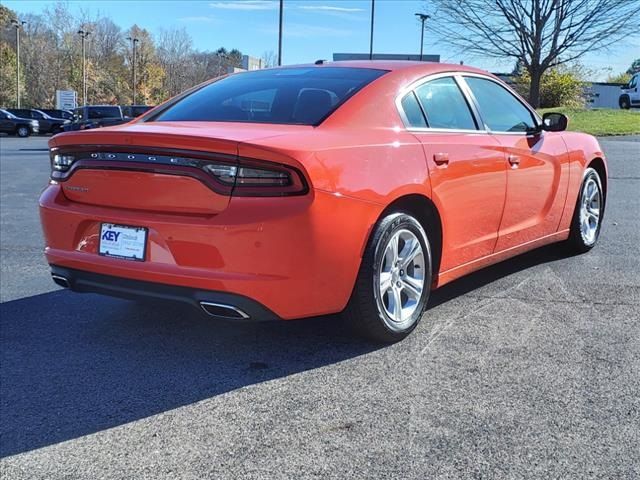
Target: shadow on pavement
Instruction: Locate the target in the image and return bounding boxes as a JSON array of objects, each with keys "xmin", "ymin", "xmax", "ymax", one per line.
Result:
[
  {"xmin": 0, "ymin": 244, "xmax": 567, "ymax": 458},
  {"xmin": 0, "ymin": 293, "xmax": 374, "ymax": 458}
]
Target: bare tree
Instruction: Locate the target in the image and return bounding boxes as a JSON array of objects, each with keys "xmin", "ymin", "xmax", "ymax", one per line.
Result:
[
  {"xmin": 426, "ymin": 0, "xmax": 640, "ymax": 107},
  {"xmin": 261, "ymin": 50, "xmax": 277, "ymax": 68},
  {"xmin": 157, "ymin": 27, "xmax": 193, "ymax": 97}
]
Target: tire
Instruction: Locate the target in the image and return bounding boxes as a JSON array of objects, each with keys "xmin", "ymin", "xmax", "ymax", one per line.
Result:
[
  {"xmin": 567, "ymin": 167, "xmax": 604, "ymax": 253},
  {"xmin": 16, "ymin": 126, "xmax": 30, "ymax": 138},
  {"xmin": 343, "ymin": 212, "xmax": 432, "ymax": 343},
  {"xmin": 619, "ymin": 95, "xmax": 630, "ymax": 109}
]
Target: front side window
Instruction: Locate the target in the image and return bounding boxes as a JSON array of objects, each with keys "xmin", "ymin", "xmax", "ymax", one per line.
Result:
[
  {"xmin": 151, "ymin": 67, "xmax": 388, "ymax": 126},
  {"xmin": 414, "ymin": 77, "xmax": 477, "ymax": 130},
  {"xmin": 465, "ymin": 77, "xmax": 537, "ymax": 133}
]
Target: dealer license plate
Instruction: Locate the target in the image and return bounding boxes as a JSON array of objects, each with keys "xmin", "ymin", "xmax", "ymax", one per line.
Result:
[{"xmin": 99, "ymin": 223, "xmax": 147, "ymax": 261}]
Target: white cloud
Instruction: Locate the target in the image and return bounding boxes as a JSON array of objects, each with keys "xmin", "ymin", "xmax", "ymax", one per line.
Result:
[
  {"xmin": 209, "ymin": 1, "xmax": 277, "ymax": 10},
  {"xmin": 298, "ymin": 5, "xmax": 364, "ymax": 13}
]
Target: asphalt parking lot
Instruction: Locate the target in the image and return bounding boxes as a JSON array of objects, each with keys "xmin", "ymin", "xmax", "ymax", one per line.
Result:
[{"xmin": 1, "ymin": 134, "xmax": 639, "ymax": 479}]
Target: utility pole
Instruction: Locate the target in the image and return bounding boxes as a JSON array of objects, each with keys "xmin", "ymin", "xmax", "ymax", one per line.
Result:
[
  {"xmin": 127, "ymin": 37, "xmax": 139, "ymax": 104},
  {"xmin": 11, "ymin": 19, "xmax": 26, "ymax": 108},
  {"xmin": 278, "ymin": 0, "xmax": 283, "ymax": 66},
  {"xmin": 414, "ymin": 13, "xmax": 430, "ymax": 61},
  {"xmin": 78, "ymin": 29, "xmax": 91, "ymax": 105},
  {"xmin": 369, "ymin": 0, "xmax": 375, "ymax": 60}
]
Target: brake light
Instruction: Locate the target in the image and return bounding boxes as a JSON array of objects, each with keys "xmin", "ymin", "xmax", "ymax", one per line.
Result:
[
  {"xmin": 49, "ymin": 149, "xmax": 308, "ymax": 197},
  {"xmin": 52, "ymin": 153, "xmax": 75, "ymax": 171},
  {"xmin": 203, "ymin": 160, "xmax": 307, "ymax": 196}
]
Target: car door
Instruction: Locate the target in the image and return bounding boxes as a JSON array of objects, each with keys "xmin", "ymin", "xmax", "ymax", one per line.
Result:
[
  {"xmin": 0, "ymin": 111, "xmax": 12, "ymax": 133},
  {"xmin": 462, "ymin": 76, "xmax": 570, "ymax": 252},
  {"xmin": 628, "ymin": 74, "xmax": 640, "ymax": 106},
  {"xmin": 400, "ymin": 75, "xmax": 507, "ymax": 272},
  {"xmin": 31, "ymin": 110, "xmax": 52, "ymax": 133}
]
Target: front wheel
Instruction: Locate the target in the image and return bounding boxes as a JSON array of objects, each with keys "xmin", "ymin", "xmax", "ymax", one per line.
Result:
[
  {"xmin": 16, "ymin": 126, "xmax": 30, "ymax": 137},
  {"xmin": 567, "ymin": 167, "xmax": 604, "ymax": 253},
  {"xmin": 343, "ymin": 212, "xmax": 432, "ymax": 343}
]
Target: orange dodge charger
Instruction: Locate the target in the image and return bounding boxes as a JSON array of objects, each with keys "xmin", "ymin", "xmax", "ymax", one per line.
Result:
[{"xmin": 40, "ymin": 61, "xmax": 607, "ymax": 342}]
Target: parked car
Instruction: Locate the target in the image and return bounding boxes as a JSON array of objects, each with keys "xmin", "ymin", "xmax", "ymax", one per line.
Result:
[
  {"xmin": 0, "ymin": 108, "xmax": 39, "ymax": 137},
  {"xmin": 41, "ymin": 62, "xmax": 608, "ymax": 343},
  {"xmin": 40, "ymin": 109, "xmax": 74, "ymax": 121},
  {"xmin": 121, "ymin": 105, "xmax": 154, "ymax": 119},
  {"xmin": 64, "ymin": 105, "xmax": 127, "ymax": 131},
  {"xmin": 619, "ymin": 72, "xmax": 640, "ymax": 109},
  {"xmin": 7, "ymin": 108, "xmax": 69, "ymax": 134}
]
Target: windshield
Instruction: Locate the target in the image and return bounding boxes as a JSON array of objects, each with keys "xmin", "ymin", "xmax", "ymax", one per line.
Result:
[
  {"xmin": 150, "ymin": 67, "xmax": 388, "ymax": 126},
  {"xmin": 1, "ymin": 109, "xmax": 17, "ymax": 119}
]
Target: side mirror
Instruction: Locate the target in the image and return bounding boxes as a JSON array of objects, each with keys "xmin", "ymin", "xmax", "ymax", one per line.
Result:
[{"xmin": 542, "ymin": 112, "xmax": 568, "ymax": 132}]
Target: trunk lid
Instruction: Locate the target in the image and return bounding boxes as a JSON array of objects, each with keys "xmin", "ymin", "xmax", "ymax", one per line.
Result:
[{"xmin": 50, "ymin": 122, "xmax": 311, "ymax": 215}]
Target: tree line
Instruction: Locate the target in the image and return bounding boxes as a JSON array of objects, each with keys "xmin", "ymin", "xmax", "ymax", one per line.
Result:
[{"xmin": 0, "ymin": 3, "xmax": 271, "ymax": 109}]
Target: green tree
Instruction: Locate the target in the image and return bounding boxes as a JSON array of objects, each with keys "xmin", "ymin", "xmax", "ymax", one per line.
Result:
[
  {"xmin": 606, "ymin": 72, "xmax": 631, "ymax": 84},
  {"xmin": 515, "ymin": 65, "xmax": 586, "ymax": 109},
  {"xmin": 627, "ymin": 59, "xmax": 640, "ymax": 75}
]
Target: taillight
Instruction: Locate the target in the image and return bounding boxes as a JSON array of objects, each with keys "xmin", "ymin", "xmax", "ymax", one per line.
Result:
[
  {"xmin": 49, "ymin": 149, "xmax": 308, "ymax": 197},
  {"xmin": 51, "ymin": 153, "xmax": 75, "ymax": 171},
  {"xmin": 203, "ymin": 160, "xmax": 307, "ymax": 196}
]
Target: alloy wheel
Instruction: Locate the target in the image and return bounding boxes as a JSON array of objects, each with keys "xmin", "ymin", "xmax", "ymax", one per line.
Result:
[
  {"xmin": 579, "ymin": 175, "xmax": 602, "ymax": 245},
  {"xmin": 377, "ymin": 229, "xmax": 425, "ymax": 330}
]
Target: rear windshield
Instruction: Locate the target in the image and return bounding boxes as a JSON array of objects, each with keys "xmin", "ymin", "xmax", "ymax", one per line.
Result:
[{"xmin": 150, "ymin": 67, "xmax": 387, "ymax": 126}]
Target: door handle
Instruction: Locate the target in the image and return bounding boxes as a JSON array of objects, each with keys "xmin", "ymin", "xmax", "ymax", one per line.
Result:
[
  {"xmin": 508, "ymin": 154, "xmax": 520, "ymax": 167},
  {"xmin": 434, "ymin": 152, "xmax": 449, "ymax": 166}
]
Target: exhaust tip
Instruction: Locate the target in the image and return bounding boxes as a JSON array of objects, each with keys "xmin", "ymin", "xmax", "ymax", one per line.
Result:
[
  {"xmin": 52, "ymin": 274, "xmax": 71, "ymax": 288},
  {"xmin": 200, "ymin": 301, "xmax": 250, "ymax": 320}
]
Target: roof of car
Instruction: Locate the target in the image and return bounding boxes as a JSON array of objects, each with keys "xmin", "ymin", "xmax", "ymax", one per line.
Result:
[{"xmin": 280, "ymin": 60, "xmax": 489, "ymax": 76}]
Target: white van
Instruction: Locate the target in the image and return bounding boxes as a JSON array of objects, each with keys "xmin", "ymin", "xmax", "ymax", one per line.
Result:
[{"xmin": 619, "ymin": 72, "xmax": 640, "ymax": 109}]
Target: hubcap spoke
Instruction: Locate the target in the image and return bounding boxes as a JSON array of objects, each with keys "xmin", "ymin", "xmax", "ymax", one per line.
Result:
[
  {"xmin": 402, "ymin": 277, "xmax": 422, "ymax": 300},
  {"xmin": 379, "ymin": 271, "xmax": 393, "ymax": 293},
  {"xmin": 392, "ymin": 287, "xmax": 402, "ymax": 321},
  {"xmin": 400, "ymin": 238, "xmax": 421, "ymax": 269}
]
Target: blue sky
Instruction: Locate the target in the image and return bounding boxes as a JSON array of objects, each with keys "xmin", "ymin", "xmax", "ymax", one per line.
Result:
[{"xmin": 6, "ymin": 0, "xmax": 637, "ymax": 80}]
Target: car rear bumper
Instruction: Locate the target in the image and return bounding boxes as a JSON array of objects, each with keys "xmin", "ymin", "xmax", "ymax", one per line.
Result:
[
  {"xmin": 50, "ymin": 265, "xmax": 280, "ymax": 321},
  {"xmin": 40, "ymin": 184, "xmax": 380, "ymax": 319}
]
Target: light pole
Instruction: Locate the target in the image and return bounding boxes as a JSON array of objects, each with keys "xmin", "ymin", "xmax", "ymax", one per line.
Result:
[
  {"xmin": 127, "ymin": 37, "xmax": 139, "ymax": 104},
  {"xmin": 369, "ymin": 0, "xmax": 375, "ymax": 60},
  {"xmin": 415, "ymin": 13, "xmax": 430, "ymax": 61},
  {"xmin": 77, "ymin": 29, "xmax": 91, "ymax": 105},
  {"xmin": 11, "ymin": 19, "xmax": 26, "ymax": 108},
  {"xmin": 277, "ymin": 0, "xmax": 283, "ymax": 66}
]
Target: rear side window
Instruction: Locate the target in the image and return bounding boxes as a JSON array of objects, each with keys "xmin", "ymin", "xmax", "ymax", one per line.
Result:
[
  {"xmin": 400, "ymin": 92, "xmax": 427, "ymax": 128},
  {"xmin": 88, "ymin": 107, "xmax": 121, "ymax": 119},
  {"xmin": 465, "ymin": 77, "xmax": 537, "ymax": 132},
  {"xmin": 151, "ymin": 67, "xmax": 388, "ymax": 126},
  {"xmin": 415, "ymin": 77, "xmax": 477, "ymax": 130}
]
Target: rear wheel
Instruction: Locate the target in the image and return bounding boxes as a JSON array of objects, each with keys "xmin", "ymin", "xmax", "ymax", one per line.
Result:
[
  {"xmin": 16, "ymin": 126, "xmax": 30, "ymax": 137},
  {"xmin": 344, "ymin": 212, "xmax": 432, "ymax": 343},
  {"xmin": 567, "ymin": 167, "xmax": 604, "ymax": 253},
  {"xmin": 619, "ymin": 95, "xmax": 631, "ymax": 109}
]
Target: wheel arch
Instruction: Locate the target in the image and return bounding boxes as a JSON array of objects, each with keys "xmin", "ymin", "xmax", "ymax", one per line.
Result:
[{"xmin": 375, "ymin": 193, "xmax": 443, "ymax": 281}]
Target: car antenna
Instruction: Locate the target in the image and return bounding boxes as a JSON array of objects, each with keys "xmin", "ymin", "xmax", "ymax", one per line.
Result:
[{"xmin": 314, "ymin": 59, "xmax": 327, "ymax": 65}]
